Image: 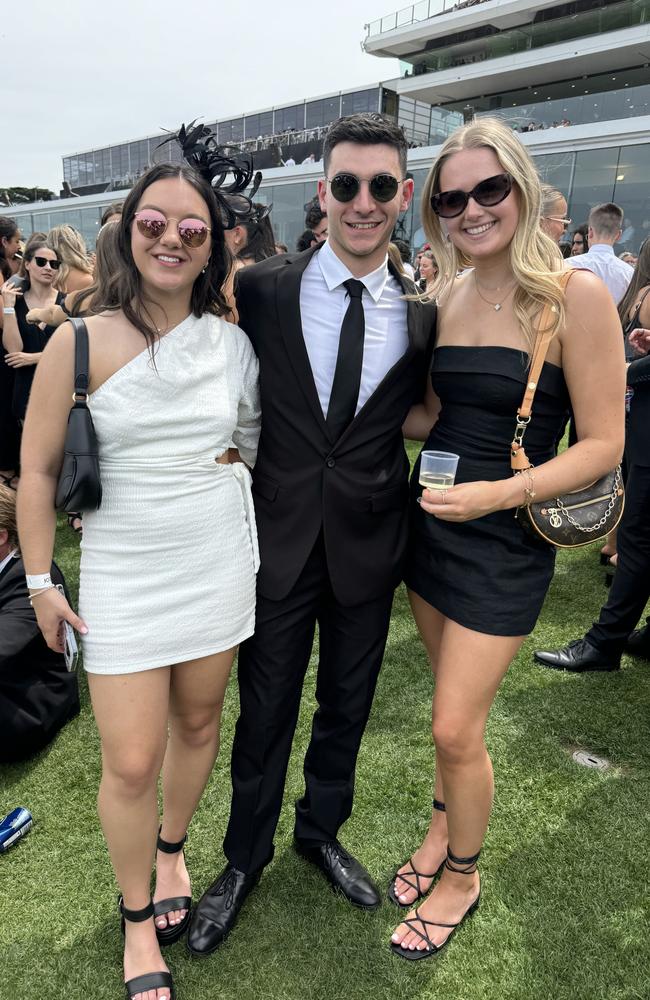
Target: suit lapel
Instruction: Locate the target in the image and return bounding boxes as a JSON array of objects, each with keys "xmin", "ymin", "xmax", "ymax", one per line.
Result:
[{"xmin": 276, "ymin": 247, "xmax": 332, "ymax": 440}]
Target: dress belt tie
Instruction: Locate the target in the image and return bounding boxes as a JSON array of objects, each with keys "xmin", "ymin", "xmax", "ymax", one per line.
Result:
[{"xmin": 230, "ymin": 462, "xmax": 260, "ymax": 573}]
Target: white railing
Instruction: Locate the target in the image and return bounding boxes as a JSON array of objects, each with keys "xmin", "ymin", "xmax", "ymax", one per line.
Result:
[{"xmin": 365, "ymin": 0, "xmax": 492, "ymax": 38}]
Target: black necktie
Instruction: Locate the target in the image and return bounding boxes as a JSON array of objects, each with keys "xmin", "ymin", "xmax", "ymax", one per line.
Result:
[{"xmin": 326, "ymin": 278, "xmax": 365, "ymax": 439}]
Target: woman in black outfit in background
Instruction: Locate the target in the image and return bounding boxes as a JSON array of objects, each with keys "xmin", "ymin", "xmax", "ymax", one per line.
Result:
[
  {"xmin": 1, "ymin": 241, "xmax": 65, "ymax": 422},
  {"xmin": 0, "ymin": 216, "xmax": 23, "ymax": 488}
]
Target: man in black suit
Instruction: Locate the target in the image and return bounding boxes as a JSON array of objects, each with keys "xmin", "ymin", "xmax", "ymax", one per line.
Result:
[
  {"xmin": 534, "ymin": 329, "xmax": 650, "ymax": 672},
  {"xmin": 0, "ymin": 484, "xmax": 79, "ymax": 762},
  {"xmin": 189, "ymin": 113, "xmax": 436, "ymax": 954}
]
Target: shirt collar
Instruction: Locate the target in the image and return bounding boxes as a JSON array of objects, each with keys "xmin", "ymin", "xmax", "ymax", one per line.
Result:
[
  {"xmin": 0, "ymin": 548, "xmax": 19, "ymax": 574},
  {"xmin": 588, "ymin": 243, "xmax": 615, "ymax": 256},
  {"xmin": 317, "ymin": 239, "xmax": 389, "ymax": 303}
]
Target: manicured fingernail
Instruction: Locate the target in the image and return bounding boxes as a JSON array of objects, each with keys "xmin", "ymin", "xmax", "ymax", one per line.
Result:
[{"xmin": 80, "ymin": 626, "xmax": 88, "ymax": 634}]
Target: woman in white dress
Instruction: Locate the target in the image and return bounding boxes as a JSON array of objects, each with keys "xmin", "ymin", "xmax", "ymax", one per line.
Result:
[{"xmin": 17, "ymin": 149, "xmax": 261, "ymax": 1000}]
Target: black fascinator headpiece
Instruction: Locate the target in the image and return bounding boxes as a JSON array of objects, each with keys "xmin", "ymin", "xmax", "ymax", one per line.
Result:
[{"xmin": 157, "ymin": 120, "xmax": 264, "ymax": 230}]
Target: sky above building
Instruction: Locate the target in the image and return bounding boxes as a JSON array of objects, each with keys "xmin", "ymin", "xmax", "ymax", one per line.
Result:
[{"xmin": 0, "ymin": 0, "xmax": 400, "ymax": 191}]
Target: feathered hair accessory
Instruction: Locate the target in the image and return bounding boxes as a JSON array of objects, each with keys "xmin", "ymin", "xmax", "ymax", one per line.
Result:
[{"xmin": 157, "ymin": 120, "xmax": 266, "ymax": 230}]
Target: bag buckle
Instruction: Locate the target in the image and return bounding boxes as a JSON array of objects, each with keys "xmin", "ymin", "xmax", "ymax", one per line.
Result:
[{"xmin": 513, "ymin": 415, "xmax": 531, "ymax": 446}]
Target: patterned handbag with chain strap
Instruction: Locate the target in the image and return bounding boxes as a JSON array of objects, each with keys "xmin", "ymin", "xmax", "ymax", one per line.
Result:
[{"xmin": 510, "ymin": 273, "xmax": 624, "ymax": 548}]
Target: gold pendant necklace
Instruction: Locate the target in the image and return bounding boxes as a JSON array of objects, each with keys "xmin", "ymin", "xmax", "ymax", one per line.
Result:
[{"xmin": 474, "ymin": 272, "xmax": 516, "ymax": 312}]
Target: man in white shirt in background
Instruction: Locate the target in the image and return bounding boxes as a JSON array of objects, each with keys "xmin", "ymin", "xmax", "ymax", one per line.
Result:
[{"xmin": 569, "ymin": 202, "xmax": 634, "ymax": 304}]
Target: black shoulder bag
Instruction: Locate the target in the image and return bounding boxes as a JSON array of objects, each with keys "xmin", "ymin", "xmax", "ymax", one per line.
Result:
[{"xmin": 54, "ymin": 318, "xmax": 102, "ymax": 512}]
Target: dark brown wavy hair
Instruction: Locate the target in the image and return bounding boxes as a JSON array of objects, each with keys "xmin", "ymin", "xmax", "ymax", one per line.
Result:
[
  {"xmin": 95, "ymin": 162, "xmax": 231, "ymax": 348},
  {"xmin": 70, "ymin": 220, "xmax": 122, "ymax": 317},
  {"xmin": 618, "ymin": 238, "xmax": 650, "ymax": 327}
]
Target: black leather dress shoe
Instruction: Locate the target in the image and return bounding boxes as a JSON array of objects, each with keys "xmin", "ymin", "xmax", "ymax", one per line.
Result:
[
  {"xmin": 534, "ymin": 638, "xmax": 620, "ymax": 672},
  {"xmin": 186, "ymin": 864, "xmax": 260, "ymax": 956},
  {"xmin": 294, "ymin": 838, "xmax": 381, "ymax": 910},
  {"xmin": 626, "ymin": 626, "xmax": 650, "ymax": 660}
]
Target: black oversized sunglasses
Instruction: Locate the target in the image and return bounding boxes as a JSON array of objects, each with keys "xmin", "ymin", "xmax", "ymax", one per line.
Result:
[
  {"xmin": 430, "ymin": 172, "xmax": 513, "ymax": 218},
  {"xmin": 33, "ymin": 256, "xmax": 61, "ymax": 270},
  {"xmin": 327, "ymin": 172, "xmax": 405, "ymax": 203}
]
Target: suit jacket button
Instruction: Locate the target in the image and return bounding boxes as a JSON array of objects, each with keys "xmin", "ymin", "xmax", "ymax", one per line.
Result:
[{"xmin": 326, "ymin": 458, "xmax": 336, "ymax": 468}]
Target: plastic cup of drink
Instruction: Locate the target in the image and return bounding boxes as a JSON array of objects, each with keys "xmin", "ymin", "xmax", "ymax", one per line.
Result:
[{"xmin": 419, "ymin": 451, "xmax": 459, "ymax": 493}]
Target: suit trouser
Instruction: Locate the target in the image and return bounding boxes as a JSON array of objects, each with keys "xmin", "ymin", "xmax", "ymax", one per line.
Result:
[
  {"xmin": 224, "ymin": 532, "xmax": 394, "ymax": 874},
  {"xmin": 586, "ymin": 463, "xmax": 650, "ymax": 654}
]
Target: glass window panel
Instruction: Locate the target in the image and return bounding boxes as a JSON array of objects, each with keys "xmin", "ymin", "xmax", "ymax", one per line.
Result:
[
  {"xmin": 341, "ymin": 89, "xmax": 379, "ymax": 117},
  {"xmin": 93, "ymin": 150, "xmax": 103, "ymax": 183},
  {"xmin": 218, "ymin": 120, "xmax": 234, "ymax": 143},
  {"xmin": 49, "ymin": 208, "xmax": 82, "ymax": 231},
  {"xmin": 613, "ymin": 143, "xmax": 650, "ymax": 253},
  {"xmin": 81, "ymin": 206, "xmax": 102, "ymax": 247},
  {"xmin": 275, "ymin": 105, "xmax": 304, "ymax": 133},
  {"xmin": 568, "ymin": 147, "xmax": 620, "ymax": 237},
  {"xmin": 402, "ymin": 168, "xmax": 429, "ymax": 251},
  {"xmin": 78, "ymin": 153, "xmax": 94, "ymax": 186},
  {"xmin": 534, "ymin": 151, "xmax": 575, "ymax": 195},
  {"xmin": 63, "ymin": 159, "xmax": 72, "ymax": 183}
]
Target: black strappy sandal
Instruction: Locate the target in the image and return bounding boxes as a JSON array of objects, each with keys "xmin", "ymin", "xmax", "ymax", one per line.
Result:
[
  {"xmin": 119, "ymin": 898, "xmax": 175, "ymax": 999},
  {"xmin": 154, "ymin": 830, "xmax": 192, "ymax": 946},
  {"xmin": 388, "ymin": 799, "xmax": 448, "ymax": 908},
  {"xmin": 390, "ymin": 847, "xmax": 480, "ymax": 961}
]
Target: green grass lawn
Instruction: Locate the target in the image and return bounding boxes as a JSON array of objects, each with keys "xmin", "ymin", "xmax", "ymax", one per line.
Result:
[{"xmin": 2, "ymin": 467, "xmax": 649, "ymax": 1000}]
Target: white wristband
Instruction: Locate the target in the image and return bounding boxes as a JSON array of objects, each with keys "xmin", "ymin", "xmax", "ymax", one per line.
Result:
[
  {"xmin": 3, "ymin": 307, "xmax": 15, "ymax": 315},
  {"xmin": 26, "ymin": 573, "xmax": 53, "ymax": 590}
]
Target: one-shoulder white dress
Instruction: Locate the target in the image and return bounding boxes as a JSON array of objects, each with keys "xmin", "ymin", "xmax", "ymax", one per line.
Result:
[{"xmin": 78, "ymin": 313, "xmax": 260, "ymax": 675}]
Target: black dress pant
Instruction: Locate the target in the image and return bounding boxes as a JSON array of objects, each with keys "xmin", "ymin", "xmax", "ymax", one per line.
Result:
[
  {"xmin": 586, "ymin": 463, "xmax": 650, "ymax": 654},
  {"xmin": 224, "ymin": 532, "xmax": 394, "ymax": 874}
]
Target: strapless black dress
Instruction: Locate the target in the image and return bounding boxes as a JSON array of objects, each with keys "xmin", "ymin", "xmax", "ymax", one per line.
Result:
[{"xmin": 405, "ymin": 346, "xmax": 570, "ymax": 636}]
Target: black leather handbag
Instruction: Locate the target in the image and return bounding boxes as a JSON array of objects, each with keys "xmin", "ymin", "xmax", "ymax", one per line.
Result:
[
  {"xmin": 510, "ymin": 275, "xmax": 624, "ymax": 549},
  {"xmin": 54, "ymin": 318, "xmax": 102, "ymax": 512}
]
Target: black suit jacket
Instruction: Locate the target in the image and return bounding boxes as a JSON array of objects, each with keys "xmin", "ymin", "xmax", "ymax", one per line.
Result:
[
  {"xmin": 0, "ymin": 557, "xmax": 79, "ymax": 762},
  {"xmin": 236, "ymin": 245, "xmax": 437, "ymax": 605},
  {"xmin": 627, "ymin": 355, "xmax": 650, "ymax": 467}
]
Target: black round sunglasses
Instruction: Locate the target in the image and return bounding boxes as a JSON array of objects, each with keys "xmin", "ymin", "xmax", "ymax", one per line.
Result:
[
  {"xmin": 430, "ymin": 172, "xmax": 513, "ymax": 219},
  {"xmin": 327, "ymin": 172, "xmax": 405, "ymax": 204}
]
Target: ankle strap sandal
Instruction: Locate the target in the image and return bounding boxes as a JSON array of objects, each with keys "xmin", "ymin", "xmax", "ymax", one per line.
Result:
[
  {"xmin": 118, "ymin": 899, "xmax": 175, "ymax": 1000},
  {"xmin": 390, "ymin": 847, "xmax": 480, "ymax": 962},
  {"xmin": 387, "ymin": 801, "xmax": 448, "ymax": 910},
  {"xmin": 154, "ymin": 828, "xmax": 192, "ymax": 946},
  {"xmin": 445, "ymin": 847, "xmax": 480, "ymax": 875}
]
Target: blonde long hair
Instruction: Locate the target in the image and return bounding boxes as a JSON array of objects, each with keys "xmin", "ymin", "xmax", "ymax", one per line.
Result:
[
  {"xmin": 420, "ymin": 117, "xmax": 566, "ymax": 347},
  {"xmin": 47, "ymin": 224, "xmax": 94, "ymax": 290}
]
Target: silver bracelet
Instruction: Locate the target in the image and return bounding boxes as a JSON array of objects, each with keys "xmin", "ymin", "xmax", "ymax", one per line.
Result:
[
  {"xmin": 3, "ymin": 307, "xmax": 15, "ymax": 315},
  {"xmin": 28, "ymin": 584, "xmax": 57, "ymax": 606}
]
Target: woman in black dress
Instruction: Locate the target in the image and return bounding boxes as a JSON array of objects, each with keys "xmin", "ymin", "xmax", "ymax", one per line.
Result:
[
  {"xmin": 0, "ymin": 216, "xmax": 23, "ymax": 488},
  {"xmin": 390, "ymin": 117, "xmax": 625, "ymax": 959},
  {"xmin": 1, "ymin": 241, "xmax": 65, "ymax": 423}
]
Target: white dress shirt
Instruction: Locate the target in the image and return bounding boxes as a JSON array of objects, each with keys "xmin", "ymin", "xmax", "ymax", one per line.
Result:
[
  {"xmin": 300, "ymin": 240, "xmax": 409, "ymax": 418},
  {"xmin": 568, "ymin": 243, "xmax": 634, "ymax": 305}
]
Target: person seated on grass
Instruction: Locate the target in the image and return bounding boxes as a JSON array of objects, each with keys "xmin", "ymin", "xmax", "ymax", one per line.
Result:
[{"xmin": 0, "ymin": 483, "xmax": 79, "ymax": 762}]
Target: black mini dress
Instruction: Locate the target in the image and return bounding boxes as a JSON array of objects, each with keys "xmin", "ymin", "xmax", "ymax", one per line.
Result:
[
  {"xmin": 12, "ymin": 293, "xmax": 65, "ymax": 421},
  {"xmin": 405, "ymin": 346, "xmax": 570, "ymax": 636}
]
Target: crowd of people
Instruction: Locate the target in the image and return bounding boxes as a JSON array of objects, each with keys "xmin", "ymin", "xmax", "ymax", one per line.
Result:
[{"xmin": 1, "ymin": 110, "xmax": 648, "ymax": 1000}]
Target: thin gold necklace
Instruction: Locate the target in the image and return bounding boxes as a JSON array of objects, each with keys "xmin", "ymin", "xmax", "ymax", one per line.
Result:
[{"xmin": 474, "ymin": 272, "xmax": 516, "ymax": 312}]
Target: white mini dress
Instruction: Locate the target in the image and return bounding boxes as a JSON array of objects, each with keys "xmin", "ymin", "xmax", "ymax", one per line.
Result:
[{"xmin": 79, "ymin": 313, "xmax": 260, "ymax": 675}]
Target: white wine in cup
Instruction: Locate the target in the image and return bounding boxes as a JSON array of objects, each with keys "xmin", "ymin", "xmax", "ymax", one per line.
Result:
[{"xmin": 419, "ymin": 451, "xmax": 460, "ymax": 495}]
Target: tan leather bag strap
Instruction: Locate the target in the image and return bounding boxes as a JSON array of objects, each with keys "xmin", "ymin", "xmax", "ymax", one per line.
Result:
[{"xmin": 511, "ymin": 269, "xmax": 572, "ymax": 471}]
